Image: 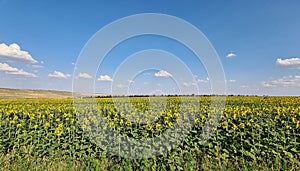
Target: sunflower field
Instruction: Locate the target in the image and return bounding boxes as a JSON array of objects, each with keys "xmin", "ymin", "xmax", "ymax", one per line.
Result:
[{"xmin": 0, "ymin": 96, "xmax": 299, "ymax": 170}]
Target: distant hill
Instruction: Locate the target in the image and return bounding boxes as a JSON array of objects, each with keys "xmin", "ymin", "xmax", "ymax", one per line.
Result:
[
  {"xmin": 0, "ymin": 88, "xmax": 75, "ymax": 99},
  {"xmin": 0, "ymin": 88, "xmax": 108, "ymax": 99}
]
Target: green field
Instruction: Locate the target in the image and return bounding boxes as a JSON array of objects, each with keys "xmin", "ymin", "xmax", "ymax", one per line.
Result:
[{"xmin": 0, "ymin": 96, "xmax": 299, "ymax": 170}]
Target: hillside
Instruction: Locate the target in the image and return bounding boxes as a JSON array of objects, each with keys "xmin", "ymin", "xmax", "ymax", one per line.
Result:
[{"xmin": 0, "ymin": 88, "xmax": 74, "ymax": 99}]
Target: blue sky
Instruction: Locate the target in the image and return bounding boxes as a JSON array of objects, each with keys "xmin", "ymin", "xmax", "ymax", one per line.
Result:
[{"xmin": 0, "ymin": 0, "xmax": 300, "ymax": 95}]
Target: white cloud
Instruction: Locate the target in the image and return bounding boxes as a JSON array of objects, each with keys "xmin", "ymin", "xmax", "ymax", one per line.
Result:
[
  {"xmin": 8, "ymin": 70, "xmax": 37, "ymax": 77},
  {"xmin": 150, "ymin": 89, "xmax": 164, "ymax": 95},
  {"xmin": 240, "ymin": 85, "xmax": 249, "ymax": 88},
  {"xmin": 226, "ymin": 52, "xmax": 237, "ymax": 58},
  {"xmin": 77, "ymin": 73, "xmax": 92, "ymax": 79},
  {"xmin": 0, "ymin": 43, "xmax": 38, "ymax": 63},
  {"xmin": 227, "ymin": 79, "xmax": 236, "ymax": 83},
  {"xmin": 127, "ymin": 79, "xmax": 134, "ymax": 83},
  {"xmin": 48, "ymin": 71, "xmax": 71, "ymax": 79},
  {"xmin": 154, "ymin": 70, "xmax": 172, "ymax": 78},
  {"xmin": 31, "ymin": 65, "xmax": 44, "ymax": 68},
  {"xmin": 197, "ymin": 77, "xmax": 209, "ymax": 83},
  {"xmin": 276, "ymin": 58, "xmax": 300, "ymax": 69},
  {"xmin": 0, "ymin": 62, "xmax": 37, "ymax": 77},
  {"xmin": 198, "ymin": 79, "xmax": 208, "ymax": 83},
  {"xmin": 183, "ymin": 82, "xmax": 197, "ymax": 87},
  {"xmin": 262, "ymin": 75, "xmax": 300, "ymax": 88},
  {"xmin": 97, "ymin": 75, "xmax": 113, "ymax": 81},
  {"xmin": 0, "ymin": 63, "xmax": 18, "ymax": 72},
  {"xmin": 262, "ymin": 82, "xmax": 276, "ymax": 88},
  {"xmin": 116, "ymin": 84, "xmax": 127, "ymax": 88}
]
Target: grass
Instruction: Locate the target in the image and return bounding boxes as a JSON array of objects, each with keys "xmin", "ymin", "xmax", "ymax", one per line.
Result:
[
  {"xmin": 0, "ymin": 88, "xmax": 74, "ymax": 99},
  {"xmin": 0, "ymin": 88, "xmax": 107, "ymax": 99},
  {"xmin": 0, "ymin": 153, "xmax": 298, "ymax": 171}
]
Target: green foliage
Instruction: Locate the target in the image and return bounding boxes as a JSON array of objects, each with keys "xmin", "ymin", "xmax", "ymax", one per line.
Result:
[{"xmin": 0, "ymin": 96, "xmax": 299, "ymax": 170}]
